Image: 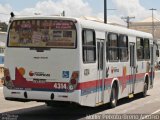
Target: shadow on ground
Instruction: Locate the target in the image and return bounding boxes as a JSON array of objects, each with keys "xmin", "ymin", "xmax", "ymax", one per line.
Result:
[{"xmin": 1, "ymin": 94, "xmax": 149, "ymax": 120}]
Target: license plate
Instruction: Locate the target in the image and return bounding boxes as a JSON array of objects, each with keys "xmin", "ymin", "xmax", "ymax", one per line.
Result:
[{"xmin": 33, "ymin": 79, "xmax": 46, "ymax": 83}]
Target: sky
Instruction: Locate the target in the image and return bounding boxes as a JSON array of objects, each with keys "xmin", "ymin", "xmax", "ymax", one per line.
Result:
[{"xmin": 0, "ymin": 0, "xmax": 160, "ymax": 25}]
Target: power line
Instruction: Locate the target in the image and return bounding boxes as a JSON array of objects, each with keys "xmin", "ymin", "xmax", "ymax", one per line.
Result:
[
  {"xmin": 0, "ymin": 12, "xmax": 10, "ymax": 15},
  {"xmin": 121, "ymin": 16, "xmax": 135, "ymax": 28}
]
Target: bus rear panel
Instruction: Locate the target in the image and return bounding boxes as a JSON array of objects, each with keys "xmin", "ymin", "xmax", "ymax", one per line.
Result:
[{"xmin": 3, "ymin": 18, "xmax": 81, "ymax": 105}]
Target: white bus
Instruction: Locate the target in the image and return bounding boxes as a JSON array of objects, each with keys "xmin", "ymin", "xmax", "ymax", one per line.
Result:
[{"xmin": 3, "ymin": 16, "xmax": 155, "ymax": 107}]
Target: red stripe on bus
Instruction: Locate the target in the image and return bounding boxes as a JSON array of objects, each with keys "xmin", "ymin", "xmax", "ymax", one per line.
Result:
[
  {"xmin": 12, "ymin": 68, "xmax": 149, "ymax": 91},
  {"xmin": 77, "ymin": 73, "xmax": 146, "ymax": 90}
]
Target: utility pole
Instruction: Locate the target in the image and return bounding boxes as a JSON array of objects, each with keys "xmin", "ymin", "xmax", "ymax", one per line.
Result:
[
  {"xmin": 104, "ymin": 0, "xmax": 107, "ymax": 24},
  {"xmin": 149, "ymin": 8, "xmax": 157, "ymax": 39},
  {"xmin": 61, "ymin": 10, "xmax": 65, "ymax": 16},
  {"xmin": 121, "ymin": 16, "xmax": 135, "ymax": 28},
  {"xmin": 104, "ymin": 0, "xmax": 116, "ymax": 24}
]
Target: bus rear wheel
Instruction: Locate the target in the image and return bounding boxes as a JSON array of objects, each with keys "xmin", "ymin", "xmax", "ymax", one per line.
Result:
[{"xmin": 109, "ymin": 84, "xmax": 118, "ymax": 108}]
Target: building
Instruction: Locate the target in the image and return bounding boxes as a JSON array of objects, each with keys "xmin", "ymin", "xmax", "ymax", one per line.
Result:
[
  {"xmin": 129, "ymin": 17, "xmax": 160, "ymax": 69},
  {"xmin": 129, "ymin": 17, "xmax": 160, "ymax": 40}
]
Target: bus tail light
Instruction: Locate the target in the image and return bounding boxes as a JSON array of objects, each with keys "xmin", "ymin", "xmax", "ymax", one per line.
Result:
[
  {"xmin": 68, "ymin": 71, "xmax": 79, "ymax": 91},
  {"xmin": 3, "ymin": 68, "xmax": 10, "ymax": 86},
  {"xmin": 3, "ymin": 68, "xmax": 14, "ymax": 88},
  {"xmin": 4, "ymin": 68, "xmax": 10, "ymax": 77},
  {"xmin": 0, "ymin": 67, "xmax": 4, "ymax": 85},
  {"xmin": 1, "ymin": 79, "xmax": 4, "ymax": 85}
]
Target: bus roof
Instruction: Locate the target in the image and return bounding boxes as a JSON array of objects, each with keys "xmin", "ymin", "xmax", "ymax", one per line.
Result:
[
  {"xmin": 10, "ymin": 16, "xmax": 153, "ymax": 39},
  {"xmin": 78, "ymin": 18, "xmax": 153, "ymax": 39}
]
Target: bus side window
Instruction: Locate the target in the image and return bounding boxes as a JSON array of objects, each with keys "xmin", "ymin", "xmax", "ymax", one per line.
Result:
[
  {"xmin": 144, "ymin": 38, "xmax": 150, "ymax": 60},
  {"xmin": 136, "ymin": 37, "xmax": 144, "ymax": 60},
  {"xmin": 108, "ymin": 33, "xmax": 119, "ymax": 61},
  {"xmin": 119, "ymin": 35, "xmax": 129, "ymax": 62},
  {"xmin": 82, "ymin": 29, "xmax": 96, "ymax": 63}
]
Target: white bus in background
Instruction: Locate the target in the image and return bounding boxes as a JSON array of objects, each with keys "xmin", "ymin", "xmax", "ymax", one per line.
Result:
[
  {"xmin": 0, "ymin": 32, "xmax": 6, "ymax": 67},
  {"xmin": 3, "ymin": 16, "xmax": 155, "ymax": 108},
  {"xmin": 0, "ymin": 32, "xmax": 7, "ymax": 43}
]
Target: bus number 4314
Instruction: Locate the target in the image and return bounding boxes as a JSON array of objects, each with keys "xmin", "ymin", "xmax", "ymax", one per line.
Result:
[{"xmin": 53, "ymin": 83, "xmax": 67, "ymax": 89}]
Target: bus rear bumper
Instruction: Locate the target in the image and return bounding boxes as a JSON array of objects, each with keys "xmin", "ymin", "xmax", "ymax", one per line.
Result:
[{"xmin": 3, "ymin": 87, "xmax": 81, "ymax": 104}]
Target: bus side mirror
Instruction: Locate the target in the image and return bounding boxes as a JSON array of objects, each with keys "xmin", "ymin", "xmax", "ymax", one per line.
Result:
[{"xmin": 156, "ymin": 50, "xmax": 159, "ymax": 57}]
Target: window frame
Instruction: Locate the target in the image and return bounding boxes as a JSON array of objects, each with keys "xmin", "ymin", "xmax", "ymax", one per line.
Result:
[
  {"xmin": 82, "ymin": 28, "xmax": 96, "ymax": 63},
  {"xmin": 118, "ymin": 34, "xmax": 129, "ymax": 62},
  {"xmin": 136, "ymin": 37, "xmax": 144, "ymax": 61},
  {"xmin": 108, "ymin": 32, "xmax": 119, "ymax": 62},
  {"xmin": 143, "ymin": 38, "xmax": 150, "ymax": 60}
]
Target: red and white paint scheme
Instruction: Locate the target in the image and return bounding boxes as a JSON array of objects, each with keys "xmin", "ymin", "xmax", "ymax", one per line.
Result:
[{"xmin": 3, "ymin": 16, "xmax": 155, "ymax": 107}]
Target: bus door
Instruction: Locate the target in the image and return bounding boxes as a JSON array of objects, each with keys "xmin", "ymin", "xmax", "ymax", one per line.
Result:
[
  {"xmin": 96, "ymin": 39, "xmax": 104, "ymax": 104},
  {"xmin": 129, "ymin": 43, "xmax": 136, "ymax": 96}
]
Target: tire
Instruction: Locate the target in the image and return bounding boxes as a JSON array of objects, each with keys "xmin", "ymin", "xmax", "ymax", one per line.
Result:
[{"xmin": 109, "ymin": 84, "xmax": 118, "ymax": 108}]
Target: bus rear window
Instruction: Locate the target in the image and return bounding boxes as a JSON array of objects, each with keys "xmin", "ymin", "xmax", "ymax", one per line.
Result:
[{"xmin": 8, "ymin": 20, "xmax": 76, "ymax": 48}]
